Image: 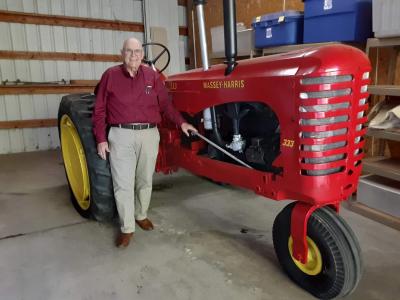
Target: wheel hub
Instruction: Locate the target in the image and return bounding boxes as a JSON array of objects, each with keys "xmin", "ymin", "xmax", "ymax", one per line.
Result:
[{"xmin": 288, "ymin": 236, "xmax": 322, "ymax": 276}]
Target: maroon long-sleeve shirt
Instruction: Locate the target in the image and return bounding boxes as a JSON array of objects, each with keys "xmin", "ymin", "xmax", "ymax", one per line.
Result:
[{"xmin": 92, "ymin": 64, "xmax": 185, "ymax": 143}]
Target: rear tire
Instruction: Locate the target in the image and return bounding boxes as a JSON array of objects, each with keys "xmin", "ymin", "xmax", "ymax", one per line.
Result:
[
  {"xmin": 58, "ymin": 94, "xmax": 115, "ymax": 221},
  {"xmin": 272, "ymin": 202, "xmax": 362, "ymax": 299}
]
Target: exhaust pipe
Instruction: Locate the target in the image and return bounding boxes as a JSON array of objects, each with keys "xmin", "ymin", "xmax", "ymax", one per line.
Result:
[
  {"xmin": 193, "ymin": 0, "xmax": 212, "ymax": 130},
  {"xmin": 223, "ymin": 0, "xmax": 238, "ymax": 76}
]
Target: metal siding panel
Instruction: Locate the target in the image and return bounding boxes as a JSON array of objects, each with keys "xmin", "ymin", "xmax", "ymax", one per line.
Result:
[
  {"xmin": 36, "ymin": 0, "xmax": 49, "ymax": 14},
  {"xmin": 0, "ymin": 23, "xmax": 12, "ymax": 50},
  {"xmin": 32, "ymin": 94, "xmax": 51, "ymax": 150},
  {"xmin": 14, "ymin": 60, "xmax": 30, "ymax": 82},
  {"xmin": 94, "ymin": 62, "xmax": 105, "ymax": 79},
  {"xmin": 69, "ymin": 61, "xmax": 81, "ymax": 79},
  {"xmin": 103, "ymin": 30, "xmax": 115, "ymax": 54},
  {"xmin": 132, "ymin": 0, "xmax": 143, "ymax": 22},
  {"xmin": 0, "ymin": 22, "xmax": 9, "ymax": 51},
  {"xmin": 53, "ymin": 27, "xmax": 67, "ymax": 52},
  {"xmin": 100, "ymin": 0, "xmax": 112, "ymax": 19},
  {"xmin": 82, "ymin": 61, "xmax": 94, "ymax": 79},
  {"xmin": 6, "ymin": 0, "xmax": 23, "ymax": 10},
  {"xmin": 43, "ymin": 61, "xmax": 58, "ymax": 81},
  {"xmin": 39, "ymin": 25, "xmax": 53, "ymax": 52},
  {"xmin": 78, "ymin": 0, "xmax": 89, "ymax": 18},
  {"xmin": 89, "ymin": 0, "xmax": 102, "ymax": 19},
  {"xmin": 9, "ymin": 24, "xmax": 27, "ymax": 50},
  {"xmin": 46, "ymin": 94, "xmax": 60, "ymax": 149},
  {"xmin": 65, "ymin": 27, "xmax": 80, "ymax": 52},
  {"xmin": 122, "ymin": 0, "xmax": 135, "ymax": 22},
  {"xmin": 28, "ymin": 60, "xmax": 44, "ymax": 81},
  {"xmin": 111, "ymin": 0, "xmax": 142, "ymax": 22},
  {"xmin": 0, "ymin": 1, "xmax": 7, "ymax": 9},
  {"xmin": 50, "ymin": 0, "xmax": 63, "ymax": 15},
  {"xmin": 25, "ymin": 25, "xmax": 40, "ymax": 51},
  {"xmin": 56, "ymin": 62, "xmax": 70, "ymax": 81},
  {"xmin": 92, "ymin": 29, "xmax": 103, "ymax": 53},
  {"xmin": 5, "ymin": 95, "xmax": 24, "ymax": 152},
  {"xmin": 19, "ymin": 94, "xmax": 37, "ymax": 151},
  {"xmin": 0, "ymin": 60, "xmax": 16, "ymax": 84},
  {"xmin": 64, "ymin": 0, "xmax": 78, "ymax": 16},
  {"xmin": 79, "ymin": 29, "xmax": 91, "ymax": 53},
  {"xmin": 178, "ymin": 6, "xmax": 187, "ymax": 27},
  {"xmin": 22, "ymin": 0, "xmax": 36, "ymax": 13},
  {"xmin": 146, "ymin": 0, "xmax": 180, "ymax": 75},
  {"xmin": 0, "ymin": 96, "xmax": 11, "ymax": 154}
]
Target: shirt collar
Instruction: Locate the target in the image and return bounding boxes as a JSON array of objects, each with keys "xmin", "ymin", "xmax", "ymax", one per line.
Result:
[{"xmin": 120, "ymin": 64, "xmax": 143, "ymax": 78}]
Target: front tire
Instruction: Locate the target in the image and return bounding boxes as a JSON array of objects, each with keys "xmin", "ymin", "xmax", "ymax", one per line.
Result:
[
  {"xmin": 58, "ymin": 94, "xmax": 115, "ymax": 221},
  {"xmin": 273, "ymin": 202, "xmax": 362, "ymax": 299}
]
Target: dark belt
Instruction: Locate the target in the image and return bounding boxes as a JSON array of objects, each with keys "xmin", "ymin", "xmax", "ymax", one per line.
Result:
[{"xmin": 111, "ymin": 123, "xmax": 156, "ymax": 130}]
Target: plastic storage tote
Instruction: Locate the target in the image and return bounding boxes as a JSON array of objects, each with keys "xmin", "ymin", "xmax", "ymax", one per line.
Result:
[
  {"xmin": 252, "ymin": 10, "xmax": 304, "ymax": 48},
  {"xmin": 303, "ymin": 0, "xmax": 372, "ymax": 43}
]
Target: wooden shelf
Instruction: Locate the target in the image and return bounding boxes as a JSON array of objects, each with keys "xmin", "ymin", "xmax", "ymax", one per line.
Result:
[
  {"xmin": 363, "ymin": 157, "xmax": 400, "ymax": 182},
  {"xmin": 366, "ymin": 37, "xmax": 400, "ymax": 49},
  {"xmin": 346, "ymin": 200, "xmax": 400, "ymax": 231},
  {"xmin": 368, "ymin": 85, "xmax": 400, "ymax": 96},
  {"xmin": 367, "ymin": 128, "xmax": 400, "ymax": 142}
]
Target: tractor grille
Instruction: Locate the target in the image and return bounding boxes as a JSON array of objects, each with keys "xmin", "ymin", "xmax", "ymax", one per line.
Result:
[{"xmin": 299, "ymin": 72, "xmax": 369, "ymax": 176}]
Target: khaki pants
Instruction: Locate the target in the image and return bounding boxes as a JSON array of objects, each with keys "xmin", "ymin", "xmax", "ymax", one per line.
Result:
[{"xmin": 108, "ymin": 126, "xmax": 160, "ymax": 233}]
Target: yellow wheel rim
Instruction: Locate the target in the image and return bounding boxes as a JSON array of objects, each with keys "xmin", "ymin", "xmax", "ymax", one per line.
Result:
[
  {"xmin": 288, "ymin": 236, "xmax": 322, "ymax": 276},
  {"xmin": 60, "ymin": 115, "xmax": 90, "ymax": 210}
]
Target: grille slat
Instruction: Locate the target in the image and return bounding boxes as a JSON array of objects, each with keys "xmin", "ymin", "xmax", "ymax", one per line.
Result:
[{"xmin": 299, "ymin": 73, "xmax": 368, "ymax": 176}]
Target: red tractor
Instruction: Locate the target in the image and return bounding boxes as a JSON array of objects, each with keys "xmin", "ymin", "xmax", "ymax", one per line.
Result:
[{"xmin": 58, "ymin": 0, "xmax": 370, "ymax": 298}]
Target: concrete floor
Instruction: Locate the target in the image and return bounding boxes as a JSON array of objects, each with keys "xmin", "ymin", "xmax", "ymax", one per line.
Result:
[{"xmin": 0, "ymin": 150, "xmax": 399, "ymax": 300}]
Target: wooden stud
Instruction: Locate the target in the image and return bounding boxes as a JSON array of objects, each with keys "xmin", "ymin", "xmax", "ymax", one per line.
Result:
[
  {"xmin": 0, "ymin": 10, "xmax": 144, "ymax": 32},
  {"xmin": 0, "ymin": 84, "xmax": 96, "ymax": 95},
  {"xmin": 0, "ymin": 10, "xmax": 188, "ymax": 36},
  {"xmin": 0, "ymin": 119, "xmax": 58, "ymax": 129},
  {"xmin": 0, "ymin": 50, "xmax": 120, "ymax": 62}
]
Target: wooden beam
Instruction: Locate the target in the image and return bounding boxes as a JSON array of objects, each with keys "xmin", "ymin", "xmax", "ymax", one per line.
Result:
[
  {"xmin": 0, "ymin": 10, "xmax": 188, "ymax": 36},
  {"xmin": 178, "ymin": 0, "xmax": 187, "ymax": 6},
  {"xmin": 0, "ymin": 119, "xmax": 57, "ymax": 129},
  {"xmin": 179, "ymin": 26, "xmax": 188, "ymax": 36},
  {"xmin": 0, "ymin": 84, "xmax": 96, "ymax": 95},
  {"xmin": 0, "ymin": 50, "xmax": 120, "ymax": 62},
  {"xmin": 0, "ymin": 9, "xmax": 144, "ymax": 32}
]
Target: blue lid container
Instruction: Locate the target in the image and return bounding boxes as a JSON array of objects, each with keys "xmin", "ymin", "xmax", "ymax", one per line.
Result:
[
  {"xmin": 252, "ymin": 10, "xmax": 304, "ymax": 48},
  {"xmin": 303, "ymin": 0, "xmax": 372, "ymax": 43}
]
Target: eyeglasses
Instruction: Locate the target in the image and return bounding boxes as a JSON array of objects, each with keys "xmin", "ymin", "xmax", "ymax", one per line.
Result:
[{"xmin": 123, "ymin": 48, "xmax": 143, "ymax": 56}]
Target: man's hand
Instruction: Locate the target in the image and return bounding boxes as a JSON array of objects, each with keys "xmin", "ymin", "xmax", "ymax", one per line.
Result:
[
  {"xmin": 97, "ymin": 142, "xmax": 110, "ymax": 160},
  {"xmin": 181, "ymin": 122, "xmax": 198, "ymax": 137}
]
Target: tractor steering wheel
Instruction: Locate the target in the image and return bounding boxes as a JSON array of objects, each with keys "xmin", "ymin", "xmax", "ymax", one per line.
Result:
[{"xmin": 142, "ymin": 42, "xmax": 171, "ymax": 73}]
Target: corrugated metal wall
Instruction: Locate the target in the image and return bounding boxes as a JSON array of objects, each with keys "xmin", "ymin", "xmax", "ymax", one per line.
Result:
[{"xmin": 0, "ymin": 0, "xmax": 188, "ymax": 154}]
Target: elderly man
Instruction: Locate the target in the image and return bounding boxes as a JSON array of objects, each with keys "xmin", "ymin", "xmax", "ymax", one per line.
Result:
[{"xmin": 93, "ymin": 37, "xmax": 196, "ymax": 248}]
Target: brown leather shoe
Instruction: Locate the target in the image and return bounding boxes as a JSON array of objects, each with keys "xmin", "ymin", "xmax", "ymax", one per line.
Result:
[
  {"xmin": 116, "ymin": 232, "xmax": 134, "ymax": 248},
  {"xmin": 135, "ymin": 218, "xmax": 154, "ymax": 231}
]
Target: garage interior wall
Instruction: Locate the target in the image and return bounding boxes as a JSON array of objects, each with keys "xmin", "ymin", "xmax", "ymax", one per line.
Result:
[{"xmin": 0, "ymin": 0, "xmax": 188, "ymax": 154}]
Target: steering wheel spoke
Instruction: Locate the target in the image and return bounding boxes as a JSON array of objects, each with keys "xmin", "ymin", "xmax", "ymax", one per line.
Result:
[{"xmin": 142, "ymin": 42, "xmax": 170, "ymax": 73}]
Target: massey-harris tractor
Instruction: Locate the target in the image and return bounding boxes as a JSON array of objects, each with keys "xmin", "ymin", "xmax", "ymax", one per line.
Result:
[{"xmin": 58, "ymin": 0, "xmax": 371, "ymax": 298}]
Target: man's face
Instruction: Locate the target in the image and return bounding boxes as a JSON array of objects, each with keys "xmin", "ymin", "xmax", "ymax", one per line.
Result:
[{"xmin": 121, "ymin": 39, "xmax": 144, "ymax": 71}]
